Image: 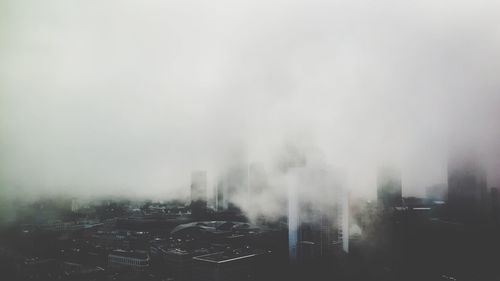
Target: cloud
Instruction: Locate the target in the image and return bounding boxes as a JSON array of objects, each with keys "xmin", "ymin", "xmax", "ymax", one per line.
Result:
[{"xmin": 1, "ymin": 0, "xmax": 500, "ymax": 208}]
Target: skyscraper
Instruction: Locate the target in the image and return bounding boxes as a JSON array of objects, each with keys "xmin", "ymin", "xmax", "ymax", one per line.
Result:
[
  {"xmin": 377, "ymin": 167, "xmax": 403, "ymax": 209},
  {"xmin": 215, "ymin": 176, "xmax": 227, "ymax": 211},
  {"xmin": 213, "ymin": 163, "xmax": 251, "ymax": 213},
  {"xmin": 339, "ymin": 188, "xmax": 349, "ymax": 253},
  {"xmin": 288, "ymin": 176, "xmax": 299, "ymax": 263},
  {"xmin": 288, "ymin": 165, "xmax": 346, "ymax": 262},
  {"xmin": 190, "ymin": 170, "xmax": 208, "ymax": 216},
  {"xmin": 447, "ymin": 151, "xmax": 487, "ymax": 216}
]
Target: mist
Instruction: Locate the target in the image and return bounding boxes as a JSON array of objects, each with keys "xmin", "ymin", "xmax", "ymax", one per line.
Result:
[{"xmin": 1, "ymin": 0, "xmax": 500, "ymax": 212}]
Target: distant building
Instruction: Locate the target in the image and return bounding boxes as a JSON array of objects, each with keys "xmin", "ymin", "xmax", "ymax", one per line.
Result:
[
  {"xmin": 447, "ymin": 151, "xmax": 488, "ymax": 215},
  {"xmin": 215, "ymin": 165, "xmax": 249, "ymax": 212},
  {"xmin": 191, "ymin": 171, "xmax": 208, "ymax": 216},
  {"xmin": 425, "ymin": 184, "xmax": 448, "ymax": 202},
  {"xmin": 377, "ymin": 167, "xmax": 403, "ymax": 208},
  {"xmin": 288, "ymin": 166, "xmax": 347, "ymax": 262},
  {"xmin": 215, "ymin": 177, "xmax": 227, "ymax": 211},
  {"xmin": 339, "ymin": 188, "xmax": 349, "ymax": 253},
  {"xmin": 108, "ymin": 250, "xmax": 150, "ymax": 272},
  {"xmin": 71, "ymin": 198, "xmax": 80, "ymax": 212},
  {"xmin": 288, "ymin": 176, "xmax": 299, "ymax": 263},
  {"xmin": 225, "ymin": 165, "xmax": 248, "ymax": 211}
]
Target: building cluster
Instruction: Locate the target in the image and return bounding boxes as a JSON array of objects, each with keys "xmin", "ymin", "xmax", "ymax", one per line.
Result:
[
  {"xmin": 375, "ymin": 149, "xmax": 499, "ymax": 222},
  {"xmin": 1, "ymin": 147, "xmax": 500, "ymax": 281}
]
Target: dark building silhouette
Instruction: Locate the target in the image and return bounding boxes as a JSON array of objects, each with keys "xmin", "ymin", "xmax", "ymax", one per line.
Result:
[
  {"xmin": 447, "ymin": 151, "xmax": 487, "ymax": 216},
  {"xmin": 377, "ymin": 167, "xmax": 403, "ymax": 208},
  {"xmin": 215, "ymin": 165, "xmax": 248, "ymax": 213},
  {"xmin": 215, "ymin": 177, "xmax": 226, "ymax": 211},
  {"xmin": 191, "ymin": 170, "xmax": 208, "ymax": 216},
  {"xmin": 288, "ymin": 166, "xmax": 348, "ymax": 263}
]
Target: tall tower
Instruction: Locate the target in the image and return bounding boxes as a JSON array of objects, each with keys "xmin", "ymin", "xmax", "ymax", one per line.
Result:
[
  {"xmin": 288, "ymin": 165, "xmax": 344, "ymax": 261},
  {"xmin": 215, "ymin": 176, "xmax": 227, "ymax": 211},
  {"xmin": 448, "ymin": 150, "xmax": 487, "ymax": 216},
  {"xmin": 338, "ymin": 188, "xmax": 349, "ymax": 253},
  {"xmin": 288, "ymin": 179, "xmax": 299, "ymax": 263},
  {"xmin": 190, "ymin": 170, "xmax": 208, "ymax": 216},
  {"xmin": 377, "ymin": 167, "xmax": 403, "ymax": 209}
]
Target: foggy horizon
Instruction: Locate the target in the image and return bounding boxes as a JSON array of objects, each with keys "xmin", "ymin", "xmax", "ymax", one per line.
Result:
[{"xmin": 2, "ymin": 0, "xmax": 500, "ymax": 205}]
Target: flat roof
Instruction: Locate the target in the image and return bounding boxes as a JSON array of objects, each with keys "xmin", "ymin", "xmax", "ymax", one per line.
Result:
[
  {"xmin": 193, "ymin": 250, "xmax": 264, "ymax": 264},
  {"xmin": 109, "ymin": 250, "xmax": 149, "ymax": 260}
]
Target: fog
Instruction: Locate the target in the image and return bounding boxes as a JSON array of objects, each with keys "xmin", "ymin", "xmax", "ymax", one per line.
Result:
[{"xmin": 1, "ymin": 0, "xmax": 500, "ymax": 208}]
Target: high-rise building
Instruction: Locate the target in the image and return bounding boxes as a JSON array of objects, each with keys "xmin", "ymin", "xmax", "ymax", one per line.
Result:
[
  {"xmin": 288, "ymin": 180, "xmax": 299, "ymax": 263},
  {"xmin": 288, "ymin": 165, "xmax": 347, "ymax": 262},
  {"xmin": 377, "ymin": 167, "xmax": 403, "ymax": 208},
  {"xmin": 214, "ymin": 165, "xmax": 249, "ymax": 212},
  {"xmin": 71, "ymin": 197, "xmax": 80, "ymax": 212},
  {"xmin": 447, "ymin": 151, "xmax": 487, "ymax": 215},
  {"xmin": 339, "ymin": 188, "xmax": 349, "ymax": 253},
  {"xmin": 226, "ymin": 165, "xmax": 248, "ymax": 211},
  {"xmin": 215, "ymin": 176, "xmax": 227, "ymax": 211},
  {"xmin": 191, "ymin": 170, "xmax": 208, "ymax": 216}
]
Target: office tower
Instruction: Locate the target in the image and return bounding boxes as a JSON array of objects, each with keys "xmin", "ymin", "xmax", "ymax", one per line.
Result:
[
  {"xmin": 377, "ymin": 167, "xmax": 403, "ymax": 208},
  {"xmin": 339, "ymin": 188, "xmax": 349, "ymax": 253},
  {"xmin": 71, "ymin": 197, "xmax": 79, "ymax": 212},
  {"xmin": 448, "ymin": 151, "xmax": 487, "ymax": 215},
  {"xmin": 224, "ymin": 164, "xmax": 248, "ymax": 211},
  {"xmin": 191, "ymin": 170, "xmax": 208, "ymax": 216},
  {"xmin": 288, "ymin": 165, "xmax": 346, "ymax": 262},
  {"xmin": 213, "ymin": 162, "xmax": 252, "ymax": 213},
  {"xmin": 285, "ymin": 160, "xmax": 307, "ymax": 263},
  {"xmin": 215, "ymin": 176, "xmax": 227, "ymax": 211},
  {"xmin": 288, "ymin": 179, "xmax": 299, "ymax": 263}
]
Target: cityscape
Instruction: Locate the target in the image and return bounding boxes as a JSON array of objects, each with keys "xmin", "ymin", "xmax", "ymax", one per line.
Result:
[
  {"xmin": 1, "ymin": 147, "xmax": 500, "ymax": 280},
  {"xmin": 2, "ymin": 1, "xmax": 500, "ymax": 281}
]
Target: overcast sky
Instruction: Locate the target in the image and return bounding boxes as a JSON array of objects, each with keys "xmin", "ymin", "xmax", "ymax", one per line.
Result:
[{"xmin": 1, "ymin": 0, "xmax": 500, "ymax": 201}]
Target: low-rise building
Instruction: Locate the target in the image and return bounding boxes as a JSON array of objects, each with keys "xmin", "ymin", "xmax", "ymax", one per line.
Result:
[{"xmin": 108, "ymin": 250, "xmax": 150, "ymax": 272}]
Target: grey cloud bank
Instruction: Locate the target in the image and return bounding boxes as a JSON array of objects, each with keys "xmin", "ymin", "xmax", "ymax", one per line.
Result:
[{"xmin": 1, "ymin": 0, "xmax": 500, "ymax": 203}]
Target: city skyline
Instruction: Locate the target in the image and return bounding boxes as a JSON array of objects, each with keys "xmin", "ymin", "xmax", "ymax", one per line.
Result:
[{"xmin": 2, "ymin": 1, "xmax": 500, "ymax": 280}]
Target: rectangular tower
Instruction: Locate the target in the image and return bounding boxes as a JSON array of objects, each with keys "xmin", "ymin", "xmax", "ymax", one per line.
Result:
[
  {"xmin": 191, "ymin": 170, "xmax": 208, "ymax": 216},
  {"xmin": 377, "ymin": 167, "xmax": 403, "ymax": 209}
]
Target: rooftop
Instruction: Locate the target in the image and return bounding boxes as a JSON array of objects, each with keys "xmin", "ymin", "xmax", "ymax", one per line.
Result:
[
  {"xmin": 109, "ymin": 250, "xmax": 149, "ymax": 260},
  {"xmin": 193, "ymin": 250, "xmax": 265, "ymax": 264}
]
